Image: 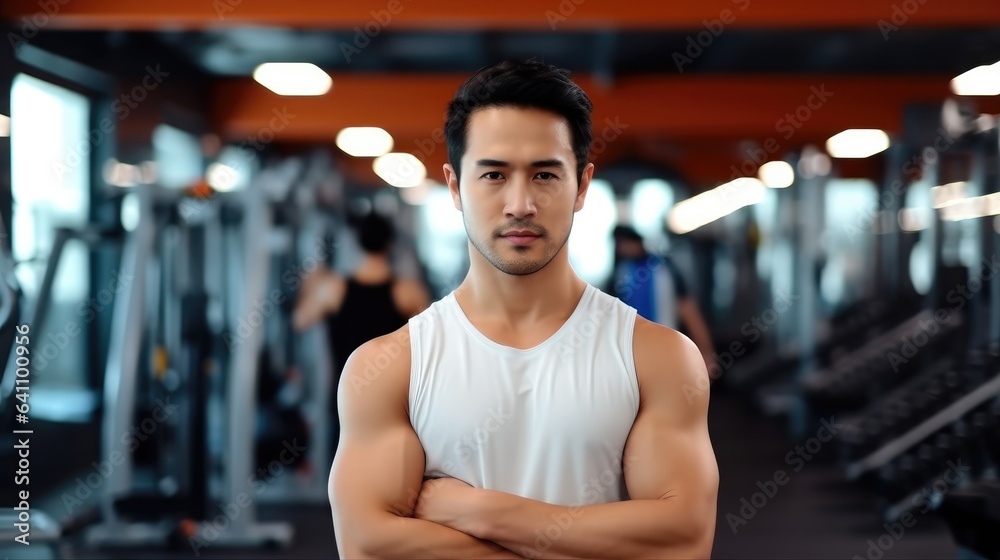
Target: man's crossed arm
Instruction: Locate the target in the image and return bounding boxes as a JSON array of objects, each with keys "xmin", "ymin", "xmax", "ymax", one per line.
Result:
[
  {"xmin": 414, "ymin": 321, "xmax": 719, "ymax": 559},
  {"xmin": 330, "ymin": 320, "xmax": 718, "ymax": 559}
]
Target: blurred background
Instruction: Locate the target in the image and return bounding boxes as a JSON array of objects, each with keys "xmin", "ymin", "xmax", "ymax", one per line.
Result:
[{"xmin": 1, "ymin": 1, "xmax": 1000, "ymax": 558}]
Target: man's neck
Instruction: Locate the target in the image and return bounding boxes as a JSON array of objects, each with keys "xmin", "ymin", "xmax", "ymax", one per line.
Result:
[{"xmin": 455, "ymin": 251, "xmax": 587, "ymax": 327}]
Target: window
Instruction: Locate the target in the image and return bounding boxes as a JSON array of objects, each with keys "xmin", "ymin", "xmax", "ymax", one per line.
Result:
[
  {"xmin": 821, "ymin": 179, "xmax": 878, "ymax": 310},
  {"xmin": 11, "ymin": 73, "xmax": 91, "ymax": 391},
  {"xmin": 153, "ymin": 124, "xmax": 204, "ymax": 189},
  {"xmin": 569, "ymin": 179, "xmax": 616, "ymax": 286}
]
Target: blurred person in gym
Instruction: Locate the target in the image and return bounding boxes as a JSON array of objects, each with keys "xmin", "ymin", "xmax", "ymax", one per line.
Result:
[
  {"xmin": 292, "ymin": 211, "xmax": 429, "ymax": 452},
  {"xmin": 609, "ymin": 225, "xmax": 717, "ymax": 373},
  {"xmin": 329, "ymin": 60, "xmax": 718, "ymax": 559}
]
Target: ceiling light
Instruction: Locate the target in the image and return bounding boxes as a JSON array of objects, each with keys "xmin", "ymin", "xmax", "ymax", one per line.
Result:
[
  {"xmin": 898, "ymin": 208, "xmax": 931, "ymax": 232},
  {"xmin": 668, "ymin": 178, "xmax": 765, "ymax": 234},
  {"xmin": 930, "ymin": 182, "xmax": 966, "ymax": 208},
  {"xmin": 336, "ymin": 127, "xmax": 394, "ymax": 157},
  {"xmin": 206, "ymin": 162, "xmax": 238, "ymax": 191},
  {"xmin": 758, "ymin": 161, "xmax": 794, "ymax": 188},
  {"xmin": 103, "ymin": 158, "xmax": 139, "ymax": 188},
  {"xmin": 940, "ymin": 192, "xmax": 1000, "ymax": 221},
  {"xmin": 253, "ymin": 63, "xmax": 332, "ymax": 96},
  {"xmin": 373, "ymin": 153, "xmax": 426, "ymax": 188},
  {"xmin": 950, "ymin": 62, "xmax": 1000, "ymax": 96},
  {"xmin": 826, "ymin": 129, "xmax": 890, "ymax": 158}
]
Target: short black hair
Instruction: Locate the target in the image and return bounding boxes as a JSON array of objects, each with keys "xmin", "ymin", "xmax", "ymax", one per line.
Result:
[
  {"xmin": 445, "ymin": 59, "xmax": 593, "ymax": 184},
  {"xmin": 612, "ymin": 225, "xmax": 644, "ymax": 243},
  {"xmin": 355, "ymin": 212, "xmax": 394, "ymax": 254}
]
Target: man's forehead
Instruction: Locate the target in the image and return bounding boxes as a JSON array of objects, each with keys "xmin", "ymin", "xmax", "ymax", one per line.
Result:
[{"xmin": 464, "ymin": 107, "xmax": 574, "ymax": 153}]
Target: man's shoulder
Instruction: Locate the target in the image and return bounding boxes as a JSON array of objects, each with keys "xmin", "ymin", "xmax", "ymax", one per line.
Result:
[
  {"xmin": 341, "ymin": 324, "xmax": 413, "ymax": 400},
  {"xmin": 631, "ymin": 317, "xmax": 708, "ymax": 402}
]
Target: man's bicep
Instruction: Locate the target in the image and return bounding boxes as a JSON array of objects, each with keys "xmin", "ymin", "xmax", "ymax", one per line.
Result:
[
  {"xmin": 624, "ymin": 322, "xmax": 719, "ymax": 537},
  {"xmin": 329, "ymin": 333, "xmax": 425, "ymax": 552}
]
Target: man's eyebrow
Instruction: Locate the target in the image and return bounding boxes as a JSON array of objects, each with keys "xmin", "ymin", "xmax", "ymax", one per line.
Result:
[{"xmin": 472, "ymin": 159, "xmax": 566, "ymax": 168}]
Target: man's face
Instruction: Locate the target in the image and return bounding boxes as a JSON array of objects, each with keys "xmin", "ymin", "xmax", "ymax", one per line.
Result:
[{"xmin": 445, "ymin": 106, "xmax": 593, "ymax": 276}]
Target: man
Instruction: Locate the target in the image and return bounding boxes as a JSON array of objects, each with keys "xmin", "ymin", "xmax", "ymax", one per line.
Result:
[
  {"xmin": 610, "ymin": 225, "xmax": 716, "ymax": 371},
  {"xmin": 329, "ymin": 60, "xmax": 718, "ymax": 558},
  {"xmin": 293, "ymin": 212, "xmax": 429, "ymax": 452}
]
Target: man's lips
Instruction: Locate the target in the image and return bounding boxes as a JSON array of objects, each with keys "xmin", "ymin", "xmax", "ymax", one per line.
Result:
[{"xmin": 500, "ymin": 230, "xmax": 541, "ymax": 245}]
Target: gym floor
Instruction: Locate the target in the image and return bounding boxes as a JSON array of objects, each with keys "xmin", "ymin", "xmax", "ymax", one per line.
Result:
[{"xmin": 36, "ymin": 393, "xmax": 955, "ymax": 560}]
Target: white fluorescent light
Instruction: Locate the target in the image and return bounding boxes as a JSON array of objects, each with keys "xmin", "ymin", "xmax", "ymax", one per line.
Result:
[
  {"xmin": 206, "ymin": 162, "xmax": 237, "ymax": 191},
  {"xmin": 336, "ymin": 127, "xmax": 394, "ymax": 157},
  {"xmin": 139, "ymin": 161, "xmax": 158, "ymax": 184},
  {"xmin": 940, "ymin": 192, "xmax": 1000, "ymax": 221},
  {"xmin": 930, "ymin": 181, "xmax": 966, "ymax": 208},
  {"xmin": 103, "ymin": 158, "xmax": 139, "ymax": 188},
  {"xmin": 373, "ymin": 153, "xmax": 426, "ymax": 188},
  {"xmin": 950, "ymin": 62, "xmax": 1000, "ymax": 96},
  {"xmin": 758, "ymin": 161, "xmax": 794, "ymax": 188},
  {"xmin": 898, "ymin": 208, "xmax": 931, "ymax": 232},
  {"xmin": 253, "ymin": 63, "xmax": 332, "ymax": 96},
  {"xmin": 668, "ymin": 177, "xmax": 765, "ymax": 234},
  {"xmin": 0, "ymin": 114, "xmax": 9, "ymax": 137},
  {"xmin": 826, "ymin": 129, "xmax": 890, "ymax": 158}
]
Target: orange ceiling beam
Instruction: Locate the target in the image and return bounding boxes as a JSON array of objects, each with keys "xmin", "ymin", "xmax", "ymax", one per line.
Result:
[
  {"xmin": 3, "ymin": 0, "xmax": 1000, "ymax": 30},
  {"xmin": 212, "ymin": 74, "xmax": 1000, "ymax": 188},
  {"xmin": 211, "ymin": 74, "xmax": 959, "ymax": 143}
]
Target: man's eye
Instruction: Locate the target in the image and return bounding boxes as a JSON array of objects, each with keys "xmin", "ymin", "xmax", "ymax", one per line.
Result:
[
  {"xmin": 536, "ymin": 172, "xmax": 556, "ymax": 180},
  {"xmin": 482, "ymin": 172, "xmax": 504, "ymax": 181}
]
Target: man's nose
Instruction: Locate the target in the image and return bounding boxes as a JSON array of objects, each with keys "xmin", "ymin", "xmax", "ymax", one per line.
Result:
[{"xmin": 504, "ymin": 177, "xmax": 537, "ymax": 219}]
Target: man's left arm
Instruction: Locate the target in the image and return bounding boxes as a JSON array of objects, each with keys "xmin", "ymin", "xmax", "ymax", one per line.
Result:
[{"xmin": 416, "ymin": 320, "xmax": 719, "ymax": 559}]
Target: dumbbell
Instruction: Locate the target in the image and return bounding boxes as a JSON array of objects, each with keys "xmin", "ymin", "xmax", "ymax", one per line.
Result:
[{"xmin": 943, "ymin": 370, "xmax": 964, "ymax": 400}]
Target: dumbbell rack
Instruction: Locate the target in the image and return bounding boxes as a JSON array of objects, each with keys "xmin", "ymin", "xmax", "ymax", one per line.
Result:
[
  {"xmin": 845, "ymin": 370, "xmax": 1000, "ymax": 520},
  {"xmin": 804, "ymin": 310, "xmax": 965, "ymax": 416}
]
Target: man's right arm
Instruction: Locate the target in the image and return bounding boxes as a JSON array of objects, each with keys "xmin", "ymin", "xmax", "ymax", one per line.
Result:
[{"xmin": 330, "ymin": 326, "xmax": 520, "ymax": 559}]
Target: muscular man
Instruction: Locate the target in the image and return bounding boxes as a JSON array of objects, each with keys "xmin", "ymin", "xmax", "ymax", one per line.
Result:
[{"xmin": 329, "ymin": 60, "xmax": 718, "ymax": 559}]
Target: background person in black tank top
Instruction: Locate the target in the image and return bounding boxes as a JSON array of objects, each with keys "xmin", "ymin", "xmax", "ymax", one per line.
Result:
[{"xmin": 293, "ymin": 212, "xmax": 430, "ymax": 452}]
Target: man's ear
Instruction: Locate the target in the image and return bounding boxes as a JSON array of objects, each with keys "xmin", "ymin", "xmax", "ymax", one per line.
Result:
[
  {"xmin": 444, "ymin": 163, "xmax": 462, "ymax": 211},
  {"xmin": 575, "ymin": 162, "xmax": 595, "ymax": 212}
]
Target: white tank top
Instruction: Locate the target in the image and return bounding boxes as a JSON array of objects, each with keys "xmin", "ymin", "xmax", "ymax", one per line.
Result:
[{"xmin": 408, "ymin": 283, "xmax": 640, "ymax": 507}]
